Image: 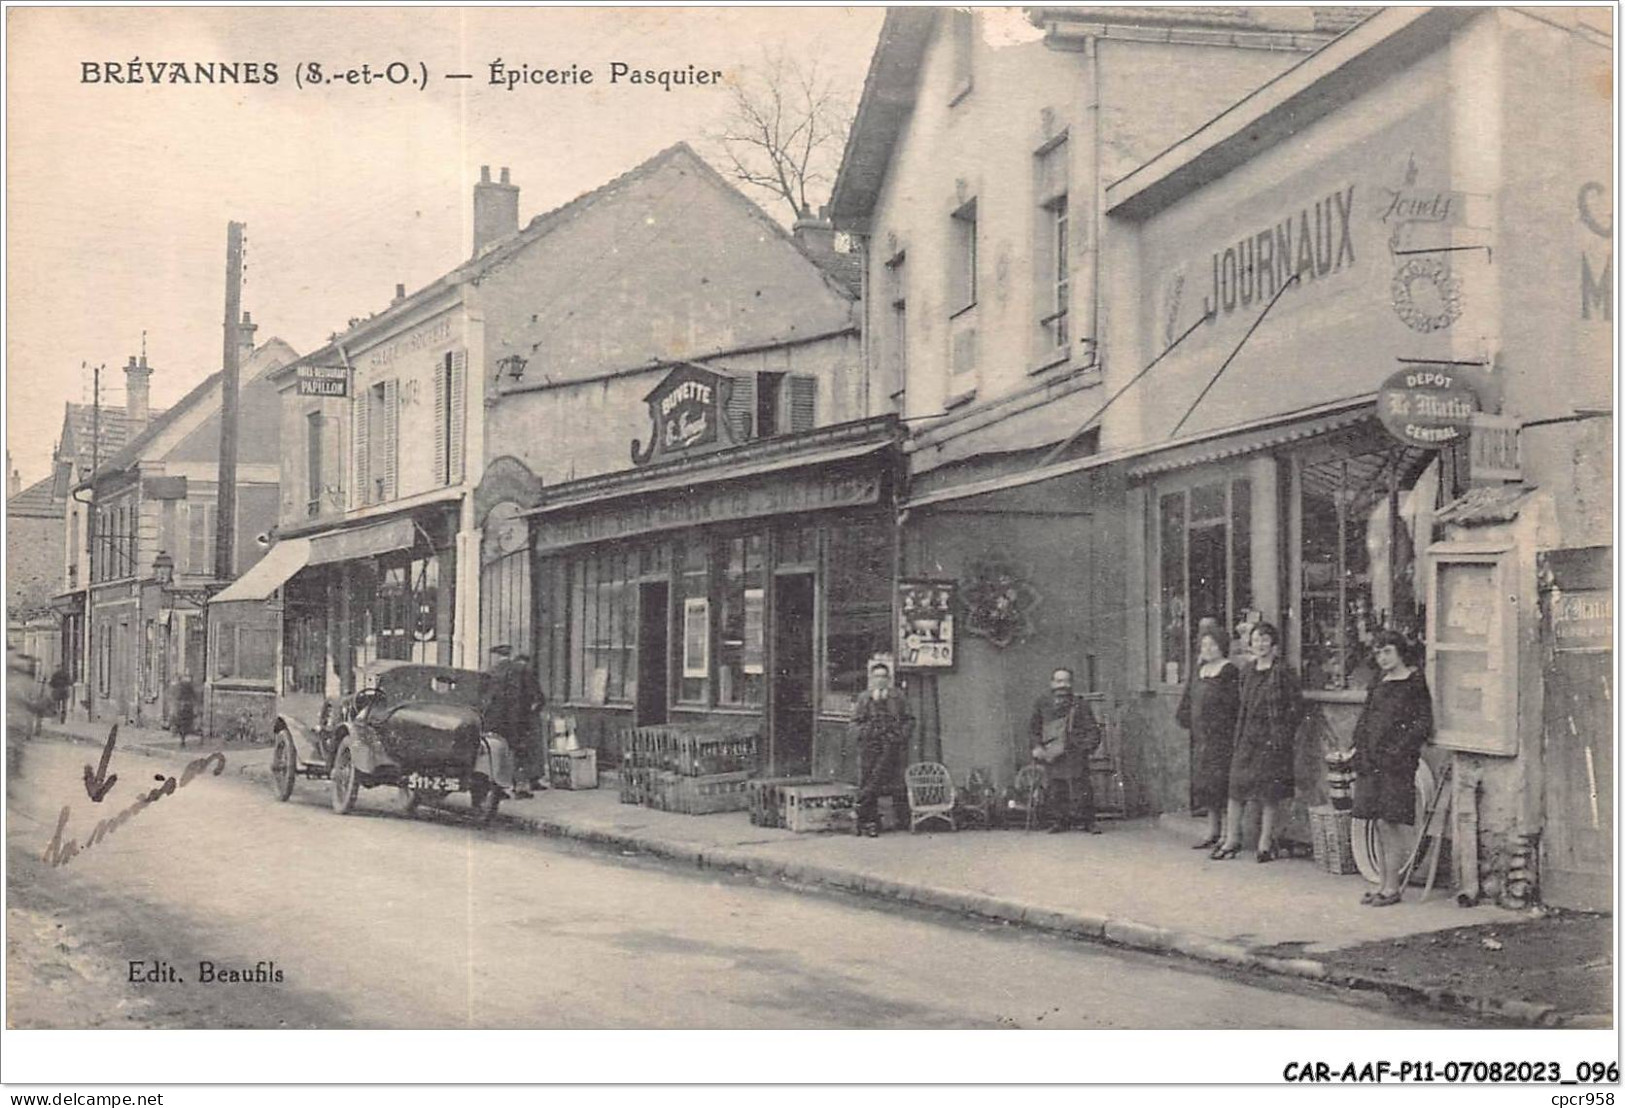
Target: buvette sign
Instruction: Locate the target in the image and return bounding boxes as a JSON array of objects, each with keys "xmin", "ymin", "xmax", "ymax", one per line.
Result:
[
  {"xmin": 631, "ymin": 363, "xmax": 742, "ymax": 465},
  {"xmin": 1377, "ymin": 366, "xmax": 1480, "ymax": 448}
]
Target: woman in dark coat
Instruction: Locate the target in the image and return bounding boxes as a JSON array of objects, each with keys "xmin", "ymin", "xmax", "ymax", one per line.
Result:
[
  {"xmin": 1213, "ymin": 621, "xmax": 1302, "ymax": 862},
  {"xmin": 1176, "ymin": 620, "xmax": 1240, "ymax": 850},
  {"xmin": 1351, "ymin": 630, "xmax": 1434, "ymax": 906}
]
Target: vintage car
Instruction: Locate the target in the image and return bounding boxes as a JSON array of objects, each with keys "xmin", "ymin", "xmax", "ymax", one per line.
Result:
[{"xmin": 269, "ymin": 662, "xmax": 516, "ymax": 822}]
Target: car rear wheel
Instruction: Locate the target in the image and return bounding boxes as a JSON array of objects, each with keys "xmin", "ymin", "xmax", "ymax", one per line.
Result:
[
  {"xmin": 470, "ymin": 779, "xmax": 501, "ymax": 825},
  {"xmin": 331, "ymin": 738, "xmax": 360, "ymax": 815},
  {"xmin": 271, "ymin": 731, "xmax": 297, "ymax": 802}
]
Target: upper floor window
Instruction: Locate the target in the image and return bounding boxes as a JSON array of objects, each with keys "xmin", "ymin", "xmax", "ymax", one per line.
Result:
[
  {"xmin": 1034, "ymin": 135, "xmax": 1070, "ymax": 361},
  {"xmin": 306, "ymin": 412, "xmax": 324, "ymax": 517},
  {"xmin": 950, "ymin": 200, "xmax": 978, "ymax": 316},
  {"xmin": 884, "ymin": 250, "xmax": 908, "ymax": 407},
  {"xmin": 355, "ymin": 378, "xmax": 399, "ymax": 506},
  {"xmin": 725, "ymin": 373, "xmax": 819, "ymax": 440},
  {"xmin": 947, "ymin": 9, "xmax": 974, "ymax": 105}
]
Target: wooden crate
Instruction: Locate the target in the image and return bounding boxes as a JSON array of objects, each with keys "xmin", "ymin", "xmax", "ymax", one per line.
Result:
[
  {"xmin": 1309, "ymin": 805, "xmax": 1359, "ymax": 875},
  {"xmin": 782, "ymin": 783, "xmax": 858, "ymax": 833},
  {"xmin": 665, "ymin": 771, "xmax": 752, "ymax": 815},
  {"xmin": 747, "ymin": 776, "xmax": 823, "ymax": 827},
  {"xmin": 548, "ymin": 749, "xmax": 598, "ymax": 790}
]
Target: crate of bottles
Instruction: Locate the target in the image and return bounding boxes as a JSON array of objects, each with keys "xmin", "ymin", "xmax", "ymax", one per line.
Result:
[
  {"xmin": 746, "ymin": 776, "xmax": 823, "ymax": 827},
  {"xmin": 1309, "ymin": 805, "xmax": 1359, "ymax": 875},
  {"xmin": 782, "ymin": 783, "xmax": 859, "ymax": 833},
  {"xmin": 620, "ymin": 725, "xmax": 759, "ymax": 777},
  {"xmin": 547, "ymin": 749, "xmax": 598, "ymax": 791}
]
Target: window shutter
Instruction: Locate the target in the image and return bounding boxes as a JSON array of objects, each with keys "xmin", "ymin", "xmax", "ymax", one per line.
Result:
[
  {"xmin": 353, "ymin": 390, "xmax": 370, "ymax": 507},
  {"xmin": 433, "ymin": 356, "xmax": 448, "ymax": 486},
  {"xmin": 383, "ymin": 378, "xmax": 399, "ymax": 501},
  {"xmin": 449, "ymin": 350, "xmax": 466, "ymax": 483},
  {"xmin": 727, "ymin": 373, "xmax": 756, "ymax": 439},
  {"xmin": 788, "ymin": 375, "xmax": 817, "ymax": 433}
]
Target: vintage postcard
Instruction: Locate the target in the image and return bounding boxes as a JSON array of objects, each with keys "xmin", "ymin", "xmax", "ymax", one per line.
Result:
[{"xmin": 4, "ymin": 3, "xmax": 1616, "ymax": 1091}]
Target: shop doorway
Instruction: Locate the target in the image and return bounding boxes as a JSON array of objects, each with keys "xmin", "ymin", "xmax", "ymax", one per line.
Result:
[
  {"xmin": 636, "ymin": 582, "xmax": 669, "ymax": 726},
  {"xmin": 1539, "ymin": 547, "xmax": 1612, "ymax": 912},
  {"xmin": 772, "ymin": 573, "xmax": 816, "ymax": 775}
]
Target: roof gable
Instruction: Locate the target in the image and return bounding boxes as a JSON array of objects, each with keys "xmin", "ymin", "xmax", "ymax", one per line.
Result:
[{"xmin": 6, "ymin": 474, "xmax": 59, "ymax": 518}]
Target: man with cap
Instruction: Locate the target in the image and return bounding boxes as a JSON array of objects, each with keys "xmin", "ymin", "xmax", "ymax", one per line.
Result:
[
  {"xmin": 1027, "ymin": 666, "xmax": 1103, "ymax": 833},
  {"xmin": 484, "ymin": 645, "xmax": 545, "ymax": 798}
]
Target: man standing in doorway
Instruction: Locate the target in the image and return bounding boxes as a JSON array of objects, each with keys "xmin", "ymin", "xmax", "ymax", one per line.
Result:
[
  {"xmin": 852, "ymin": 660, "xmax": 913, "ymax": 837},
  {"xmin": 1027, "ymin": 666, "xmax": 1103, "ymax": 833},
  {"xmin": 485, "ymin": 645, "xmax": 545, "ymax": 799}
]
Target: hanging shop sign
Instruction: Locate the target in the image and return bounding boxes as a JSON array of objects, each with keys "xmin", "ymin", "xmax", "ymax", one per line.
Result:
[
  {"xmin": 631, "ymin": 363, "xmax": 744, "ymax": 465},
  {"xmin": 1468, "ymin": 413, "xmax": 1522, "ymax": 484},
  {"xmin": 296, "ymin": 365, "xmax": 350, "ymax": 397},
  {"xmin": 897, "ymin": 580, "xmax": 956, "ymax": 670},
  {"xmin": 1377, "ymin": 366, "xmax": 1480, "ymax": 449}
]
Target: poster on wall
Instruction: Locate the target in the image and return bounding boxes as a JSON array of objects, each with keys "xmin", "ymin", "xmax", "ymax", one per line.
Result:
[
  {"xmin": 897, "ymin": 579, "xmax": 956, "ymax": 669},
  {"xmin": 682, "ymin": 597, "xmax": 710, "ymax": 679}
]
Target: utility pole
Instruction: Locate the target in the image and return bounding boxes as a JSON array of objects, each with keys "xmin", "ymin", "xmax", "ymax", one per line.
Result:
[
  {"xmin": 81, "ymin": 361, "xmax": 102, "ymax": 721},
  {"xmin": 215, "ymin": 222, "xmax": 243, "ymax": 581}
]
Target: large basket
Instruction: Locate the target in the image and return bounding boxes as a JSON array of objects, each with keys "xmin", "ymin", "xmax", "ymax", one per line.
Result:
[{"xmin": 1309, "ymin": 805, "xmax": 1359, "ymax": 875}]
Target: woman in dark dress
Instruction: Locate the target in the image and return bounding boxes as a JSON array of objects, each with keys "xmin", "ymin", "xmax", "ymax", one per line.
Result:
[
  {"xmin": 1176, "ymin": 620, "xmax": 1240, "ymax": 850},
  {"xmin": 1351, "ymin": 630, "xmax": 1434, "ymax": 906},
  {"xmin": 1213, "ymin": 621, "xmax": 1302, "ymax": 863}
]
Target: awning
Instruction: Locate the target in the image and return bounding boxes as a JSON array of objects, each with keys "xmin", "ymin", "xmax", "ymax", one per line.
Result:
[
  {"xmin": 308, "ymin": 517, "xmax": 416, "ymax": 565},
  {"xmin": 209, "ymin": 538, "xmax": 312, "ymax": 604}
]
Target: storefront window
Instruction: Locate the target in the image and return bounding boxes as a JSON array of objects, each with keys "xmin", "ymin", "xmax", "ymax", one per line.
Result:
[
  {"xmin": 824, "ymin": 518, "xmax": 892, "ymax": 705},
  {"xmin": 1297, "ymin": 448, "xmax": 1435, "ymax": 691},
  {"xmin": 718, "ymin": 534, "xmax": 765, "ymax": 706},
  {"xmin": 678, "ymin": 540, "xmax": 710, "ymax": 704},
  {"xmin": 215, "ymin": 623, "xmax": 277, "ymax": 682},
  {"xmin": 284, "ymin": 586, "xmax": 327, "ymax": 695},
  {"xmin": 1158, "ymin": 478, "xmax": 1252, "ymax": 684},
  {"xmin": 568, "ymin": 548, "xmax": 635, "ymax": 704},
  {"xmin": 375, "ymin": 564, "xmax": 411, "ymax": 660}
]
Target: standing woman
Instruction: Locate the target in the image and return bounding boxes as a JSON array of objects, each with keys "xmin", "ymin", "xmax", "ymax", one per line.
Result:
[
  {"xmin": 1213, "ymin": 621, "xmax": 1302, "ymax": 862},
  {"xmin": 1176, "ymin": 619, "xmax": 1241, "ymax": 850},
  {"xmin": 1350, "ymin": 631, "xmax": 1434, "ymax": 906}
]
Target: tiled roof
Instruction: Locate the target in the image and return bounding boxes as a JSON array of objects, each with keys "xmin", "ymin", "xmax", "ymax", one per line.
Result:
[
  {"xmin": 61, "ymin": 403, "xmax": 144, "ymax": 475},
  {"xmin": 6, "ymin": 474, "xmax": 59, "ymax": 518},
  {"xmin": 88, "ymin": 340, "xmax": 296, "ymax": 482},
  {"xmin": 1436, "ymin": 484, "xmax": 1538, "ymax": 526},
  {"xmin": 292, "ymin": 143, "xmax": 857, "ymax": 369}
]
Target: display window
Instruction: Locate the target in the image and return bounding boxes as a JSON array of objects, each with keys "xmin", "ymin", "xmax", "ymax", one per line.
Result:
[
  {"xmin": 1292, "ymin": 432, "xmax": 1437, "ymax": 692},
  {"xmin": 824, "ymin": 518, "xmax": 893, "ymax": 704},
  {"xmin": 718, "ymin": 534, "xmax": 766, "ymax": 706},
  {"xmin": 1154, "ymin": 470, "xmax": 1252, "ymax": 685}
]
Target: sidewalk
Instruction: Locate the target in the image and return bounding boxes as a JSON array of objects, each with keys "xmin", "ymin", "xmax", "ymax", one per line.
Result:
[{"xmin": 35, "ymin": 717, "xmax": 1611, "ymax": 1028}]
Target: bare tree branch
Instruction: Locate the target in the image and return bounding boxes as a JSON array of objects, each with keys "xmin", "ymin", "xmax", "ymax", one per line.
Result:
[{"xmin": 704, "ymin": 47, "xmax": 855, "ymax": 224}]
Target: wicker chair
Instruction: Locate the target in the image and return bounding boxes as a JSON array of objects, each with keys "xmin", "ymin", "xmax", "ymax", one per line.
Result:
[
  {"xmin": 1010, "ymin": 764, "xmax": 1048, "ymax": 832},
  {"xmin": 904, "ymin": 762, "xmax": 958, "ymax": 833}
]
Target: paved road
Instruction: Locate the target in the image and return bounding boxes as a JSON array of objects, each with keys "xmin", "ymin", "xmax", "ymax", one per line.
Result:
[{"xmin": 7, "ymin": 736, "xmax": 1452, "ymax": 1030}]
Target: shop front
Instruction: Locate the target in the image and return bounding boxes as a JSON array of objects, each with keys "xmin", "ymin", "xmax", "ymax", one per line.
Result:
[
  {"xmin": 210, "ymin": 500, "xmax": 461, "ymax": 734},
  {"xmin": 1093, "ymin": 8, "xmax": 1612, "ymax": 900},
  {"xmin": 526, "ymin": 409, "xmax": 902, "ymax": 778}
]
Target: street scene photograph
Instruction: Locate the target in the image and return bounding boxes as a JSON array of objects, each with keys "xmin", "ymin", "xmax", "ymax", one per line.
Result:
[{"xmin": 2, "ymin": 2, "xmax": 1617, "ymax": 1090}]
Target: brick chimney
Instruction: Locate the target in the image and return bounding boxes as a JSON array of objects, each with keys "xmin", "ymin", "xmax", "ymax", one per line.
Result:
[
  {"xmin": 473, "ymin": 165, "xmax": 519, "ymax": 257},
  {"xmin": 124, "ymin": 354, "xmax": 152, "ymax": 432},
  {"xmin": 237, "ymin": 310, "xmax": 258, "ymax": 366},
  {"xmin": 792, "ymin": 209, "xmax": 838, "ymax": 257}
]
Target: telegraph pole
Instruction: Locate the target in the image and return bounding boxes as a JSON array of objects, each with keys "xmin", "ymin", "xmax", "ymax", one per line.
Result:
[
  {"xmin": 82, "ymin": 361, "xmax": 102, "ymax": 721},
  {"xmin": 215, "ymin": 222, "xmax": 243, "ymax": 581}
]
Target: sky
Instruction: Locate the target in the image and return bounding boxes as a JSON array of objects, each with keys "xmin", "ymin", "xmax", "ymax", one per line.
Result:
[{"xmin": 4, "ymin": 6, "xmax": 892, "ymax": 488}]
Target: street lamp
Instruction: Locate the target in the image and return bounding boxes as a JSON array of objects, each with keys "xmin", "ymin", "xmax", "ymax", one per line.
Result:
[{"xmin": 152, "ymin": 550, "xmax": 175, "ymax": 587}]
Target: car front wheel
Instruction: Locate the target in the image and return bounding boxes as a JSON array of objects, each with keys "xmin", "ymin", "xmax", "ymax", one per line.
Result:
[
  {"xmin": 331, "ymin": 738, "xmax": 360, "ymax": 815},
  {"xmin": 271, "ymin": 731, "xmax": 297, "ymax": 802}
]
